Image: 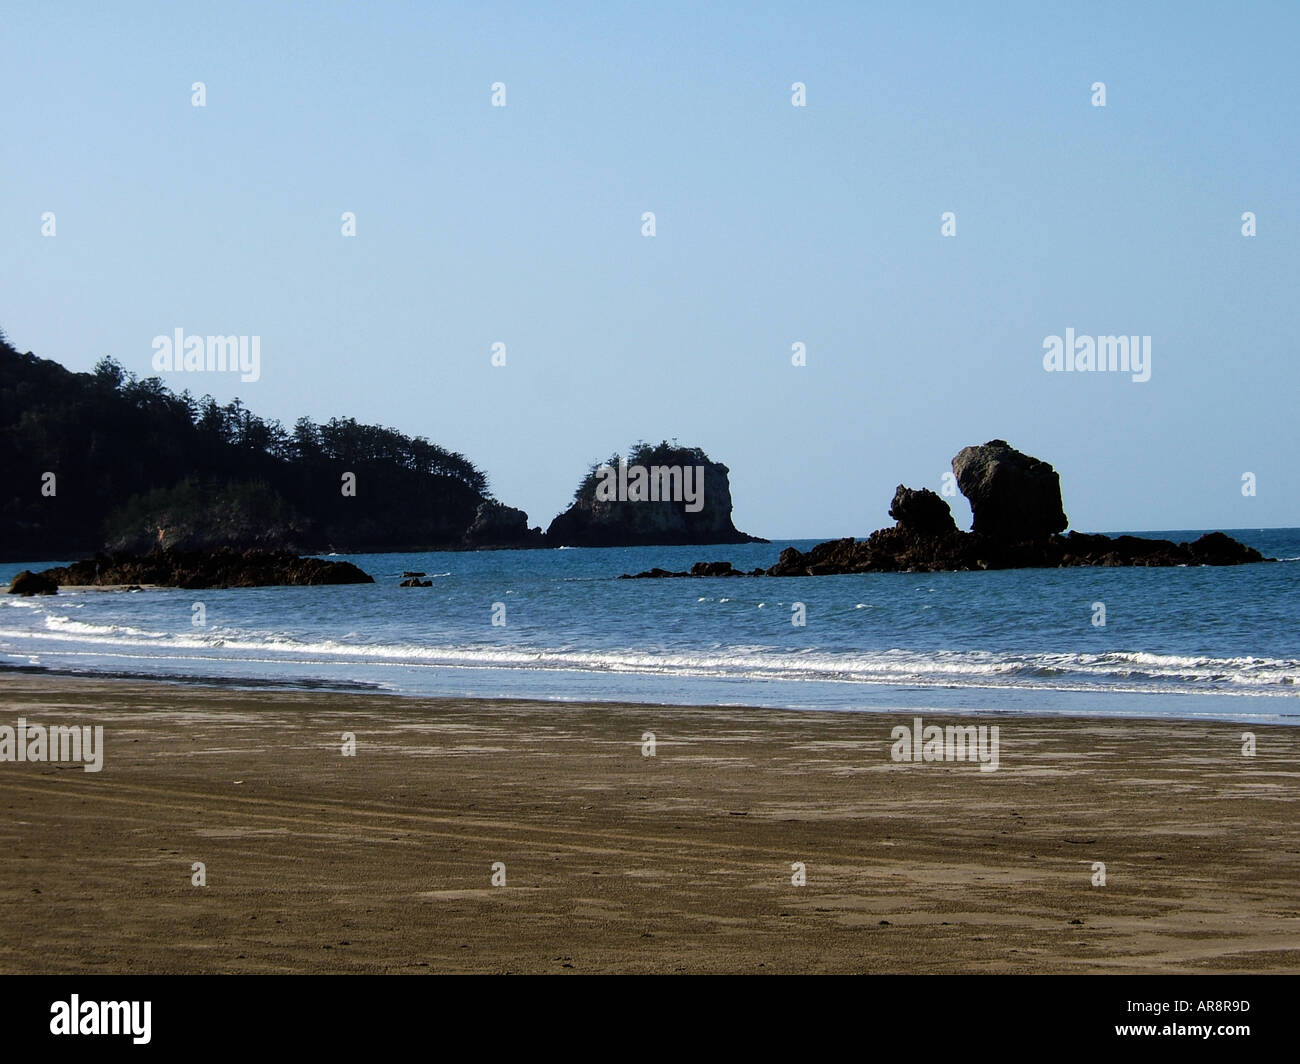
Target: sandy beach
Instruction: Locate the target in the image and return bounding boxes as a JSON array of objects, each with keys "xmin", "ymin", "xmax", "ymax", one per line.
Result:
[{"xmin": 0, "ymin": 671, "xmax": 1297, "ymax": 974}]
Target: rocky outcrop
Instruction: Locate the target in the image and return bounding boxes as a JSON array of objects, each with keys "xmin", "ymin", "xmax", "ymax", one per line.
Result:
[
  {"xmin": 30, "ymin": 549, "xmax": 375, "ymax": 590},
  {"xmin": 620, "ymin": 560, "xmax": 765, "ymax": 579},
  {"xmin": 464, "ymin": 501, "xmax": 545, "ymax": 548},
  {"xmin": 888, "ymin": 485, "xmax": 958, "ymax": 536},
  {"xmin": 634, "ymin": 526, "xmax": 1266, "ymax": 578},
  {"xmin": 1184, "ymin": 531, "xmax": 1268, "ymax": 566},
  {"xmin": 623, "ymin": 441, "xmax": 1269, "ymax": 577},
  {"xmin": 546, "ymin": 443, "xmax": 765, "ymax": 547},
  {"xmin": 951, "ymin": 440, "xmax": 1068, "ymax": 541},
  {"xmin": 7, "ymin": 569, "xmax": 59, "ymax": 595},
  {"xmin": 762, "ymin": 528, "xmax": 1265, "ymax": 575},
  {"xmin": 1053, "ymin": 530, "xmax": 1267, "ymax": 568}
]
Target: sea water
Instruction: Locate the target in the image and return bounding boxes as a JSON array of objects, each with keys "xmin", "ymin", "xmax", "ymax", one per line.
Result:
[{"xmin": 1, "ymin": 529, "xmax": 1296, "ymax": 724}]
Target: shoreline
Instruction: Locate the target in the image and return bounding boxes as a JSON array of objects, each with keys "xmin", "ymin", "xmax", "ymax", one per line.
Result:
[
  {"xmin": 2, "ymin": 662, "xmax": 1297, "ymax": 726},
  {"xmin": 2, "ymin": 672, "xmax": 1297, "ymax": 973},
  {"xmin": 2, "ymin": 660, "xmax": 1296, "ymax": 729}
]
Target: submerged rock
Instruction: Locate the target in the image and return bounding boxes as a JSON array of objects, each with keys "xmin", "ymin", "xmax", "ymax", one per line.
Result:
[
  {"xmin": 619, "ymin": 567, "xmax": 686, "ymax": 580},
  {"xmin": 620, "ymin": 560, "xmax": 765, "ymax": 579},
  {"xmin": 690, "ymin": 561, "xmax": 748, "ymax": 577}
]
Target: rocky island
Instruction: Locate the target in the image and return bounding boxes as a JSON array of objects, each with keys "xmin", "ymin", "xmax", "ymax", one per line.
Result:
[
  {"xmin": 622, "ymin": 440, "xmax": 1268, "ymax": 578},
  {"xmin": 546, "ymin": 442, "xmax": 764, "ymax": 547}
]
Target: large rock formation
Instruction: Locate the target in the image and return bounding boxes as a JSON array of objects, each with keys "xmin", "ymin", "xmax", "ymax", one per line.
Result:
[
  {"xmin": 623, "ymin": 440, "xmax": 1269, "ymax": 577},
  {"xmin": 7, "ymin": 569, "xmax": 59, "ymax": 596},
  {"xmin": 23, "ymin": 549, "xmax": 375, "ymax": 590},
  {"xmin": 546, "ymin": 442, "xmax": 764, "ymax": 547},
  {"xmin": 952, "ymin": 440, "xmax": 1068, "ymax": 541},
  {"xmin": 464, "ymin": 500, "xmax": 545, "ymax": 548}
]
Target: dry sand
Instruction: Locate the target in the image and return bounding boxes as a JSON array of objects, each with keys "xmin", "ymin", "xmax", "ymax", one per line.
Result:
[{"xmin": 0, "ymin": 672, "xmax": 1297, "ymax": 973}]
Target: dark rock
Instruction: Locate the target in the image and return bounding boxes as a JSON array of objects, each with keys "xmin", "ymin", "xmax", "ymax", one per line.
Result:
[
  {"xmin": 619, "ymin": 567, "xmax": 689, "ymax": 579},
  {"xmin": 952, "ymin": 440, "xmax": 1067, "ymax": 541},
  {"xmin": 762, "ymin": 524, "xmax": 1268, "ymax": 575},
  {"xmin": 762, "ymin": 525, "xmax": 1268, "ymax": 575},
  {"xmin": 33, "ymin": 549, "xmax": 374, "ymax": 589},
  {"xmin": 1185, "ymin": 531, "xmax": 1265, "ymax": 566},
  {"xmin": 402, "ymin": 571, "xmax": 426, "ymax": 578},
  {"xmin": 621, "ymin": 562, "xmax": 772, "ymax": 579},
  {"xmin": 399, "ymin": 577, "xmax": 433, "ymax": 587},
  {"xmin": 690, "ymin": 561, "xmax": 744, "ymax": 577},
  {"xmin": 7, "ymin": 569, "xmax": 59, "ymax": 596},
  {"xmin": 767, "ymin": 538, "xmax": 864, "ymax": 576},
  {"xmin": 888, "ymin": 485, "xmax": 958, "ymax": 536},
  {"xmin": 464, "ymin": 501, "xmax": 545, "ymax": 548}
]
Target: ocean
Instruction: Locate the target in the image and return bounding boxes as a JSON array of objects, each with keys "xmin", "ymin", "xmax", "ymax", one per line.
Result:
[{"xmin": 2, "ymin": 528, "xmax": 1297, "ymax": 724}]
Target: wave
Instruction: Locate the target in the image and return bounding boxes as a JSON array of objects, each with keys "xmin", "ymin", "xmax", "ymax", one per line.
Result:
[{"xmin": 2, "ymin": 616, "xmax": 1297, "ymax": 697}]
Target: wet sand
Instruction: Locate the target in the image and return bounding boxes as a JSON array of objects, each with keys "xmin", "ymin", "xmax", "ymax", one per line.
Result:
[{"xmin": 1, "ymin": 672, "xmax": 1297, "ymax": 973}]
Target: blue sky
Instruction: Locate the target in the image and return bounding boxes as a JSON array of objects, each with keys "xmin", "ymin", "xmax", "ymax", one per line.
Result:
[{"xmin": 2, "ymin": 1, "xmax": 1297, "ymax": 537}]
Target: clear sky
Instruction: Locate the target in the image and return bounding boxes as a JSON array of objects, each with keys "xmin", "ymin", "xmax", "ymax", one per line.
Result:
[{"xmin": 2, "ymin": 1, "xmax": 1296, "ymax": 537}]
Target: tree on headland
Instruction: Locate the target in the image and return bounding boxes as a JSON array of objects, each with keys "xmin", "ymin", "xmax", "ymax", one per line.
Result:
[{"xmin": 0, "ymin": 341, "xmax": 499, "ymax": 559}]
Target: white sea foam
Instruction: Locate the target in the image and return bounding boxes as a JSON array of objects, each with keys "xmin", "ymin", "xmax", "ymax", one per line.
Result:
[{"xmin": 2, "ymin": 619, "xmax": 1297, "ymax": 696}]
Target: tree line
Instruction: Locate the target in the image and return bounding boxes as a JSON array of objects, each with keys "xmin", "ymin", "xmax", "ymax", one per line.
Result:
[{"xmin": 0, "ymin": 331, "xmax": 492, "ymax": 559}]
